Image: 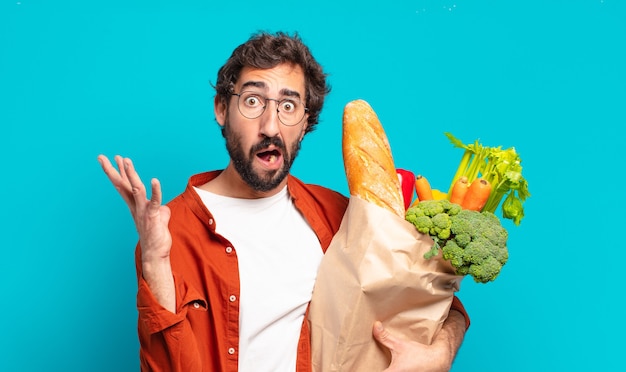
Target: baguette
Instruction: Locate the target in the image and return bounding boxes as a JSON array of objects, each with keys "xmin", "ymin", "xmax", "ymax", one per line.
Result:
[{"xmin": 342, "ymin": 99, "xmax": 405, "ymax": 217}]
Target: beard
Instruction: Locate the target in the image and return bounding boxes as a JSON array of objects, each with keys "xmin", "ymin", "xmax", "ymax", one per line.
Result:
[{"xmin": 222, "ymin": 120, "xmax": 302, "ymax": 192}]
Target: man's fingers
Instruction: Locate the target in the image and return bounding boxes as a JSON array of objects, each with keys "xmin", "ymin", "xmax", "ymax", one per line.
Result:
[
  {"xmin": 98, "ymin": 154, "xmax": 135, "ymax": 204},
  {"xmin": 97, "ymin": 154, "xmax": 121, "ymax": 182},
  {"xmin": 149, "ymin": 178, "xmax": 163, "ymax": 211},
  {"xmin": 123, "ymin": 157, "xmax": 148, "ymax": 201},
  {"xmin": 114, "ymin": 155, "xmax": 128, "ymax": 182},
  {"xmin": 373, "ymin": 321, "xmax": 402, "ymax": 354},
  {"xmin": 99, "ymin": 155, "xmax": 166, "ymax": 225},
  {"xmin": 374, "ymin": 321, "xmax": 404, "ymax": 372}
]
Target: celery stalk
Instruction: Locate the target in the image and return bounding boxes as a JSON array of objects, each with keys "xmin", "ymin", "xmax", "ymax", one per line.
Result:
[{"xmin": 444, "ymin": 133, "xmax": 530, "ymax": 225}]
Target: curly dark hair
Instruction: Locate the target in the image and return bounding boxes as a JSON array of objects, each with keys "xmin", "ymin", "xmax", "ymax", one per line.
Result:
[{"xmin": 214, "ymin": 31, "xmax": 330, "ymax": 134}]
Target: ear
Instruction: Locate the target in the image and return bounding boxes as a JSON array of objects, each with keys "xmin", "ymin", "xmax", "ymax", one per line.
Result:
[
  {"xmin": 298, "ymin": 116, "xmax": 309, "ymax": 141},
  {"xmin": 214, "ymin": 95, "xmax": 227, "ymax": 126}
]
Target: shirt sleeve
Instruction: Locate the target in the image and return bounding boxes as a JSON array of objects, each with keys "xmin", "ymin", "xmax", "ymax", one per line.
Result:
[
  {"xmin": 136, "ymin": 272, "xmax": 207, "ymax": 371},
  {"xmin": 450, "ymin": 295, "xmax": 471, "ymax": 329},
  {"xmin": 137, "ymin": 275, "xmax": 185, "ymax": 334}
]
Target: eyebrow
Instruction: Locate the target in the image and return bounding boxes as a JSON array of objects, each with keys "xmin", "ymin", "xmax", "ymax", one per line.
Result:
[{"xmin": 240, "ymin": 81, "xmax": 303, "ymax": 100}]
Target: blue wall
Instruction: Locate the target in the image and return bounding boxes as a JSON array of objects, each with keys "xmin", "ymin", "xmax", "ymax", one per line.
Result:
[{"xmin": 2, "ymin": 1, "xmax": 624, "ymax": 371}]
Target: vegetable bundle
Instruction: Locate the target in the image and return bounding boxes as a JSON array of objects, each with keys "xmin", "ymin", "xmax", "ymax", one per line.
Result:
[
  {"xmin": 444, "ymin": 132, "xmax": 530, "ymax": 225},
  {"xmin": 401, "ymin": 133, "xmax": 530, "ymax": 283}
]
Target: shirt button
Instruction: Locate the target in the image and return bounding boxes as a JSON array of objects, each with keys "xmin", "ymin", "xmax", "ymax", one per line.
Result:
[
  {"xmin": 209, "ymin": 218, "xmax": 214, "ymax": 225},
  {"xmin": 228, "ymin": 347, "xmax": 235, "ymax": 355},
  {"xmin": 229, "ymin": 295, "xmax": 236, "ymax": 302},
  {"xmin": 225, "ymin": 246, "xmax": 233, "ymax": 253},
  {"xmin": 193, "ymin": 302, "xmax": 200, "ymax": 309}
]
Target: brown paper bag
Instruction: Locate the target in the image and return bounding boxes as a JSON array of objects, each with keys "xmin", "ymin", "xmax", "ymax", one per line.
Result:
[{"xmin": 309, "ymin": 196, "xmax": 463, "ymax": 372}]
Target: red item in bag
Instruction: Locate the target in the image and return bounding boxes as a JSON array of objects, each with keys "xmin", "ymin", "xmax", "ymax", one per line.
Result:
[{"xmin": 396, "ymin": 168, "xmax": 415, "ymax": 211}]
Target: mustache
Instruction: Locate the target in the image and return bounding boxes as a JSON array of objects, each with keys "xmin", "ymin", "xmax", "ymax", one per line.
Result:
[{"xmin": 251, "ymin": 136, "xmax": 286, "ymax": 153}]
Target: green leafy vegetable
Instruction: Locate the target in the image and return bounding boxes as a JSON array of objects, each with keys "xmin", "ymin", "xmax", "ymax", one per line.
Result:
[{"xmin": 444, "ymin": 132, "xmax": 530, "ymax": 225}]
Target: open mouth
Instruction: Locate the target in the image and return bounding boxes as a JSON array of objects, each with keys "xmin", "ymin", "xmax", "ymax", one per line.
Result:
[{"xmin": 256, "ymin": 148, "xmax": 283, "ymax": 166}]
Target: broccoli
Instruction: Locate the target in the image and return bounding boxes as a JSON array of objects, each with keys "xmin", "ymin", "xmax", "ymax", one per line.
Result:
[
  {"xmin": 415, "ymin": 200, "xmax": 445, "ymax": 217},
  {"xmin": 431, "ymin": 213, "xmax": 452, "ymax": 239},
  {"xmin": 468, "ymin": 256, "xmax": 503, "ymax": 283},
  {"xmin": 405, "ymin": 212, "xmax": 433, "ymax": 235},
  {"xmin": 441, "ymin": 240, "xmax": 465, "ymax": 268},
  {"xmin": 406, "ymin": 199, "xmax": 509, "ymax": 283}
]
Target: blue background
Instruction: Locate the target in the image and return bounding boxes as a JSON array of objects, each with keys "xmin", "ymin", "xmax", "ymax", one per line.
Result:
[{"xmin": 2, "ymin": 1, "xmax": 624, "ymax": 371}]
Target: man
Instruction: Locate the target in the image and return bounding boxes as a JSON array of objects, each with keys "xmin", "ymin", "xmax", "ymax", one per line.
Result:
[{"xmin": 98, "ymin": 31, "xmax": 469, "ymax": 371}]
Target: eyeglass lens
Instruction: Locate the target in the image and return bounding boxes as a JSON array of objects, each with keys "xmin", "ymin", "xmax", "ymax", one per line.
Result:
[{"xmin": 236, "ymin": 91, "xmax": 306, "ymax": 126}]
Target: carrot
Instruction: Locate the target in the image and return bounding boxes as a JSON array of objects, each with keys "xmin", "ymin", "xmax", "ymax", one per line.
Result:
[
  {"xmin": 414, "ymin": 174, "xmax": 433, "ymax": 201},
  {"xmin": 449, "ymin": 176, "xmax": 469, "ymax": 205},
  {"xmin": 461, "ymin": 178, "xmax": 492, "ymax": 211}
]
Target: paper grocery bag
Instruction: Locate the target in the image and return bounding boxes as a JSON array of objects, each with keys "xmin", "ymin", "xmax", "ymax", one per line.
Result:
[{"xmin": 309, "ymin": 196, "xmax": 463, "ymax": 372}]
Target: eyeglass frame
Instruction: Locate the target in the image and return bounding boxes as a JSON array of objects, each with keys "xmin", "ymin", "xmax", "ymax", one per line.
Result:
[{"xmin": 230, "ymin": 91, "xmax": 309, "ymax": 127}]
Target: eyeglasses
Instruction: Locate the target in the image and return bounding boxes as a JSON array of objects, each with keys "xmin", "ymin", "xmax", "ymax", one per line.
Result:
[{"xmin": 232, "ymin": 91, "xmax": 308, "ymax": 126}]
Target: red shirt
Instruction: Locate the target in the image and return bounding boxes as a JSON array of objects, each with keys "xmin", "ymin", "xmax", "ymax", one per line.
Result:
[{"xmin": 135, "ymin": 171, "xmax": 469, "ymax": 371}]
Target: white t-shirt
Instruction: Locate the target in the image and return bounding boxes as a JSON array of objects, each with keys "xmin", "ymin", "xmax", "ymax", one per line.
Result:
[{"xmin": 195, "ymin": 186, "xmax": 323, "ymax": 372}]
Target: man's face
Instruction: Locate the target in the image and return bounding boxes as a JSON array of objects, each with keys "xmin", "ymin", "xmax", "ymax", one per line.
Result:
[{"xmin": 216, "ymin": 63, "xmax": 308, "ymax": 192}]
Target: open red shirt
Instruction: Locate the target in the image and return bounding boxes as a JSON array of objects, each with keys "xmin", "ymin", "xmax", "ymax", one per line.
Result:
[{"xmin": 135, "ymin": 171, "xmax": 469, "ymax": 371}]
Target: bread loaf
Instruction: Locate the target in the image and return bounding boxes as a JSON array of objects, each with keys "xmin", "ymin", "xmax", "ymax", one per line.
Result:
[{"xmin": 342, "ymin": 99, "xmax": 405, "ymax": 217}]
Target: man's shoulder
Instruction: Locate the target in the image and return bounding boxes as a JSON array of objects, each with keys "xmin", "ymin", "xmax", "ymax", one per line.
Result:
[
  {"xmin": 163, "ymin": 170, "xmax": 220, "ymax": 213},
  {"xmin": 288, "ymin": 176, "xmax": 348, "ymax": 237},
  {"xmin": 288, "ymin": 175, "xmax": 348, "ymax": 211}
]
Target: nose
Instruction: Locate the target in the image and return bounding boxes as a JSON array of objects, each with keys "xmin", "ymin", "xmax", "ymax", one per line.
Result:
[{"xmin": 259, "ymin": 100, "xmax": 281, "ymax": 137}]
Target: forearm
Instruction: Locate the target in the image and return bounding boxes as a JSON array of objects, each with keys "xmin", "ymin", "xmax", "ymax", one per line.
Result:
[
  {"xmin": 142, "ymin": 257, "xmax": 176, "ymax": 313},
  {"xmin": 435, "ymin": 309, "xmax": 467, "ymax": 369}
]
